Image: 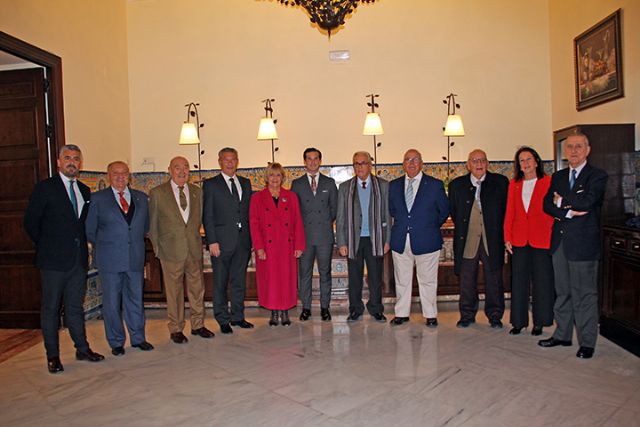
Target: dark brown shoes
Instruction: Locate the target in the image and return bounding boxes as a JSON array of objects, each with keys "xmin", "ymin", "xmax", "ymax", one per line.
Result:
[
  {"xmin": 170, "ymin": 332, "xmax": 189, "ymax": 343},
  {"xmin": 191, "ymin": 327, "xmax": 215, "ymax": 338}
]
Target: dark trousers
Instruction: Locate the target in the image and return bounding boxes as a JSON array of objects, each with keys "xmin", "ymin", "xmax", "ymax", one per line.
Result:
[
  {"xmin": 510, "ymin": 245, "xmax": 555, "ymax": 328},
  {"xmin": 347, "ymin": 237, "xmax": 384, "ymax": 316},
  {"xmin": 211, "ymin": 241, "xmax": 250, "ymax": 325},
  {"xmin": 551, "ymin": 241, "xmax": 599, "ymax": 348},
  {"xmin": 298, "ymin": 243, "xmax": 333, "ymax": 310},
  {"xmin": 459, "ymin": 241, "xmax": 504, "ymax": 322},
  {"xmin": 40, "ymin": 262, "xmax": 89, "ymax": 358},
  {"xmin": 99, "ymin": 271, "xmax": 146, "ymax": 348}
]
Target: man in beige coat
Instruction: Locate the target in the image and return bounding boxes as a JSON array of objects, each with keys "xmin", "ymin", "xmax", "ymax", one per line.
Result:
[{"xmin": 149, "ymin": 156, "xmax": 215, "ymax": 343}]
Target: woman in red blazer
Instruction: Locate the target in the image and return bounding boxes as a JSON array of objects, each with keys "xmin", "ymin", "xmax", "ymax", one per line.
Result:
[
  {"xmin": 504, "ymin": 146, "xmax": 555, "ymax": 336},
  {"xmin": 250, "ymin": 163, "xmax": 306, "ymax": 327}
]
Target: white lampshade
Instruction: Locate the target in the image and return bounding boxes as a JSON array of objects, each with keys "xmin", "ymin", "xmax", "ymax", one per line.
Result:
[
  {"xmin": 443, "ymin": 114, "xmax": 465, "ymax": 136},
  {"xmin": 179, "ymin": 122, "xmax": 200, "ymax": 145},
  {"xmin": 362, "ymin": 112, "xmax": 384, "ymax": 136},
  {"xmin": 257, "ymin": 118, "xmax": 278, "ymax": 140}
]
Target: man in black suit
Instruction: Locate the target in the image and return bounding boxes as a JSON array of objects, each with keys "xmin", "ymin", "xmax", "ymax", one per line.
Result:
[
  {"xmin": 539, "ymin": 133, "xmax": 608, "ymax": 359},
  {"xmin": 291, "ymin": 148, "xmax": 338, "ymax": 321},
  {"xmin": 448, "ymin": 149, "xmax": 509, "ymax": 328},
  {"xmin": 24, "ymin": 144, "xmax": 104, "ymax": 373},
  {"xmin": 203, "ymin": 147, "xmax": 253, "ymax": 334}
]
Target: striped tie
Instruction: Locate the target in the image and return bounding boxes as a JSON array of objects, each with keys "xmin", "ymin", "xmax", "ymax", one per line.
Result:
[{"xmin": 406, "ymin": 178, "xmax": 415, "ymax": 211}]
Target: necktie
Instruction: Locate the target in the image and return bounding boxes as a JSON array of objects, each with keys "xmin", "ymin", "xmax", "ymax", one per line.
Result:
[
  {"xmin": 475, "ymin": 180, "xmax": 482, "ymax": 211},
  {"xmin": 178, "ymin": 186, "xmax": 187, "ymax": 211},
  {"xmin": 230, "ymin": 178, "xmax": 240, "ymax": 202},
  {"xmin": 362, "ymin": 181, "xmax": 367, "ymax": 190},
  {"xmin": 406, "ymin": 177, "xmax": 415, "ymax": 211},
  {"xmin": 119, "ymin": 191, "xmax": 129, "ymax": 214},
  {"xmin": 69, "ymin": 180, "xmax": 78, "ymax": 217},
  {"xmin": 570, "ymin": 169, "xmax": 576, "ymax": 190},
  {"xmin": 310, "ymin": 174, "xmax": 317, "ymax": 195}
]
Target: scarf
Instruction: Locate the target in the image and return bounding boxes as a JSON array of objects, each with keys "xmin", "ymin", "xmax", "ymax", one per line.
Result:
[{"xmin": 346, "ymin": 176, "xmax": 384, "ymax": 259}]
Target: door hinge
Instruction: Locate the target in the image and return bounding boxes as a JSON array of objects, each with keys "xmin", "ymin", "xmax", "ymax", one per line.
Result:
[
  {"xmin": 43, "ymin": 78, "xmax": 50, "ymax": 93},
  {"xmin": 45, "ymin": 124, "xmax": 53, "ymax": 138}
]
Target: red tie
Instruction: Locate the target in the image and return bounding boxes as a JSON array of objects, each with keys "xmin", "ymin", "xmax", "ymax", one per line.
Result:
[{"xmin": 119, "ymin": 192, "xmax": 129, "ymax": 214}]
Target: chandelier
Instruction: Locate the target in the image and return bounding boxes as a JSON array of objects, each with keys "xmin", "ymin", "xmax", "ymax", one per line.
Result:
[{"xmin": 277, "ymin": 0, "xmax": 376, "ymax": 38}]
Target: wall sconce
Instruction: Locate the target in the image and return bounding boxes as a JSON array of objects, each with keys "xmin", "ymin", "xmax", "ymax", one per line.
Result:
[
  {"xmin": 257, "ymin": 98, "xmax": 279, "ymax": 163},
  {"xmin": 442, "ymin": 93, "xmax": 464, "ymax": 183},
  {"xmin": 363, "ymin": 93, "xmax": 383, "ymax": 174},
  {"xmin": 178, "ymin": 102, "xmax": 205, "ymax": 184}
]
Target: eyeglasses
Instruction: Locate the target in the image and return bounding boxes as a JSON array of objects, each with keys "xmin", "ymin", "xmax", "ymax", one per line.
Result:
[
  {"xmin": 403, "ymin": 157, "xmax": 422, "ymax": 164},
  {"xmin": 469, "ymin": 158, "xmax": 487, "ymax": 164},
  {"xmin": 353, "ymin": 161, "xmax": 371, "ymax": 167}
]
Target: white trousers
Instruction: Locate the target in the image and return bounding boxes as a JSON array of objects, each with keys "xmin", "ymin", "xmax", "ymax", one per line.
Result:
[{"xmin": 392, "ymin": 236, "xmax": 440, "ymax": 318}]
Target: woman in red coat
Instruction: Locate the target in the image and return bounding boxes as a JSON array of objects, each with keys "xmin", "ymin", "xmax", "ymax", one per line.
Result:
[
  {"xmin": 504, "ymin": 146, "xmax": 555, "ymax": 336},
  {"xmin": 250, "ymin": 163, "xmax": 305, "ymax": 327}
]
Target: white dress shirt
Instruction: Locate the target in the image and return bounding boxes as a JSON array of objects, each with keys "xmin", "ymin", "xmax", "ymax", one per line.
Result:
[
  {"xmin": 170, "ymin": 180, "xmax": 190, "ymax": 223},
  {"xmin": 221, "ymin": 171, "xmax": 243, "ymax": 201},
  {"xmin": 59, "ymin": 172, "xmax": 85, "ymax": 217}
]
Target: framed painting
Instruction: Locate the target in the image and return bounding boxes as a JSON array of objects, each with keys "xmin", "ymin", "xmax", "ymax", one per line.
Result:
[{"xmin": 574, "ymin": 9, "xmax": 623, "ymax": 111}]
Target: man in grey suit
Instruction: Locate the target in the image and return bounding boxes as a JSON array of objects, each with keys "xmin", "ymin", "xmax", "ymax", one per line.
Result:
[
  {"xmin": 203, "ymin": 148, "xmax": 254, "ymax": 334},
  {"xmin": 291, "ymin": 148, "xmax": 338, "ymax": 321},
  {"xmin": 86, "ymin": 161, "xmax": 153, "ymax": 356},
  {"xmin": 336, "ymin": 151, "xmax": 390, "ymax": 322}
]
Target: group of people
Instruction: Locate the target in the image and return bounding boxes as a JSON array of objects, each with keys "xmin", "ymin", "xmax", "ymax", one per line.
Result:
[{"xmin": 23, "ymin": 132, "xmax": 607, "ymax": 374}]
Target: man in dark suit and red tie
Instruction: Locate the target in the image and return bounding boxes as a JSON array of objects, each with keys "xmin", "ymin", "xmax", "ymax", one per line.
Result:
[
  {"xmin": 539, "ymin": 133, "xmax": 608, "ymax": 359},
  {"xmin": 388, "ymin": 149, "xmax": 449, "ymax": 327},
  {"xmin": 86, "ymin": 161, "xmax": 153, "ymax": 356},
  {"xmin": 24, "ymin": 144, "xmax": 104, "ymax": 373}
]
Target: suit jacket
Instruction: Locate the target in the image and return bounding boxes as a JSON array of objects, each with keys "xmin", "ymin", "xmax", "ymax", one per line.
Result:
[
  {"xmin": 149, "ymin": 181, "xmax": 203, "ymax": 262},
  {"xmin": 85, "ymin": 187, "xmax": 149, "ymax": 273},
  {"xmin": 336, "ymin": 175, "xmax": 390, "ymax": 255},
  {"xmin": 24, "ymin": 174, "xmax": 91, "ymax": 271},
  {"xmin": 202, "ymin": 173, "xmax": 252, "ymax": 251},
  {"xmin": 503, "ymin": 175, "xmax": 553, "ymax": 249},
  {"xmin": 448, "ymin": 171, "xmax": 509, "ymax": 274},
  {"xmin": 543, "ymin": 163, "xmax": 608, "ymax": 261},
  {"xmin": 389, "ymin": 173, "xmax": 449, "ymax": 255},
  {"xmin": 290, "ymin": 173, "xmax": 338, "ymax": 246}
]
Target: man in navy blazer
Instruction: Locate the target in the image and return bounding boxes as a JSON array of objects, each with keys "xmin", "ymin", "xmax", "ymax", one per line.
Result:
[
  {"xmin": 389, "ymin": 149, "xmax": 449, "ymax": 327},
  {"xmin": 539, "ymin": 133, "xmax": 608, "ymax": 359},
  {"xmin": 24, "ymin": 144, "xmax": 104, "ymax": 373},
  {"xmin": 86, "ymin": 161, "xmax": 153, "ymax": 356}
]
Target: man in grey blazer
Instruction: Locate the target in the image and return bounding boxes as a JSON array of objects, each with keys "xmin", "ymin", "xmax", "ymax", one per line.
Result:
[
  {"xmin": 336, "ymin": 151, "xmax": 390, "ymax": 322},
  {"xmin": 203, "ymin": 148, "xmax": 254, "ymax": 334},
  {"xmin": 291, "ymin": 148, "xmax": 338, "ymax": 321},
  {"xmin": 86, "ymin": 161, "xmax": 153, "ymax": 356}
]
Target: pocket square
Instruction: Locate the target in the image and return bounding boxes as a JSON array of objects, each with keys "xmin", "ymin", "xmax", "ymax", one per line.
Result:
[
  {"xmin": 576, "ymin": 190, "xmax": 584, "ymax": 193},
  {"xmin": 322, "ymin": 189, "xmax": 328, "ymax": 193}
]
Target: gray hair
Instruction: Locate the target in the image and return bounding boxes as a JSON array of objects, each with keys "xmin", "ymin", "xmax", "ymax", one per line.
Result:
[
  {"xmin": 58, "ymin": 144, "xmax": 82, "ymax": 158},
  {"xmin": 352, "ymin": 151, "xmax": 373, "ymax": 163},
  {"xmin": 218, "ymin": 147, "xmax": 238, "ymax": 158}
]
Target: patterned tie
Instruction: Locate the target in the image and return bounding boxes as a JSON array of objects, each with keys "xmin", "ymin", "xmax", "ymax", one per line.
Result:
[
  {"xmin": 178, "ymin": 186, "xmax": 187, "ymax": 211},
  {"xmin": 310, "ymin": 174, "xmax": 317, "ymax": 195},
  {"xmin": 230, "ymin": 178, "xmax": 240, "ymax": 202},
  {"xmin": 362, "ymin": 181, "xmax": 367, "ymax": 190},
  {"xmin": 119, "ymin": 191, "xmax": 129, "ymax": 214},
  {"xmin": 570, "ymin": 169, "xmax": 577, "ymax": 190},
  {"xmin": 405, "ymin": 177, "xmax": 415, "ymax": 211},
  {"xmin": 69, "ymin": 180, "xmax": 78, "ymax": 217}
]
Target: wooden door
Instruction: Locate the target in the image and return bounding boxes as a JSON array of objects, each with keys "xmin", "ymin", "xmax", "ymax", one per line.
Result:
[{"xmin": 0, "ymin": 68, "xmax": 49, "ymax": 328}]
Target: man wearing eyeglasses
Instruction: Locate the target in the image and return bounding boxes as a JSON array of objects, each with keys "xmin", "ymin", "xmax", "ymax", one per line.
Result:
[
  {"xmin": 448, "ymin": 149, "xmax": 509, "ymax": 329},
  {"xmin": 336, "ymin": 151, "xmax": 390, "ymax": 323}
]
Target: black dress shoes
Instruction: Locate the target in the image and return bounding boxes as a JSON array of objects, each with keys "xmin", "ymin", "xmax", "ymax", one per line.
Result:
[
  {"xmin": 230, "ymin": 320, "xmax": 255, "ymax": 329},
  {"xmin": 191, "ymin": 327, "xmax": 215, "ymax": 338},
  {"xmin": 456, "ymin": 320, "xmax": 471, "ymax": 328},
  {"xmin": 490, "ymin": 320, "xmax": 503, "ymax": 329},
  {"xmin": 426, "ymin": 318, "xmax": 438, "ymax": 327},
  {"xmin": 576, "ymin": 346, "xmax": 594, "ymax": 359},
  {"xmin": 372, "ymin": 313, "xmax": 387, "ymax": 323},
  {"xmin": 531, "ymin": 326, "xmax": 543, "ymax": 336},
  {"xmin": 509, "ymin": 327, "xmax": 522, "ymax": 335},
  {"xmin": 321, "ymin": 308, "xmax": 332, "ymax": 321},
  {"xmin": 47, "ymin": 357, "xmax": 64, "ymax": 374},
  {"xmin": 132, "ymin": 341, "xmax": 154, "ymax": 351},
  {"xmin": 170, "ymin": 332, "xmax": 189, "ymax": 343},
  {"xmin": 346, "ymin": 311, "xmax": 361, "ymax": 322},
  {"xmin": 111, "ymin": 346, "xmax": 125, "ymax": 356},
  {"xmin": 75, "ymin": 349, "xmax": 105, "ymax": 362},
  {"xmin": 538, "ymin": 337, "xmax": 572, "ymax": 347},
  {"xmin": 281, "ymin": 310, "xmax": 291, "ymax": 326},
  {"xmin": 220, "ymin": 324, "xmax": 233, "ymax": 334},
  {"xmin": 299, "ymin": 309, "xmax": 311, "ymax": 321},
  {"xmin": 390, "ymin": 317, "xmax": 409, "ymax": 326},
  {"xmin": 269, "ymin": 310, "xmax": 279, "ymax": 327}
]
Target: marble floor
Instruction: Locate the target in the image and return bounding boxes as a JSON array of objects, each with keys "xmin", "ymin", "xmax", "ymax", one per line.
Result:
[{"xmin": 1, "ymin": 302, "xmax": 639, "ymax": 427}]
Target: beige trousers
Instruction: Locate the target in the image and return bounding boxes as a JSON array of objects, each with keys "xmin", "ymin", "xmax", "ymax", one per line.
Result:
[{"xmin": 160, "ymin": 257, "xmax": 205, "ymax": 333}]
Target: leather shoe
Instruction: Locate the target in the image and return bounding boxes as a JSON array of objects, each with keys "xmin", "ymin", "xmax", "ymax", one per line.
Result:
[
  {"xmin": 47, "ymin": 357, "xmax": 64, "ymax": 374},
  {"xmin": 220, "ymin": 323, "xmax": 233, "ymax": 334},
  {"xmin": 456, "ymin": 320, "xmax": 471, "ymax": 328},
  {"xmin": 111, "ymin": 346, "xmax": 125, "ymax": 356},
  {"xmin": 576, "ymin": 346, "xmax": 594, "ymax": 359},
  {"xmin": 490, "ymin": 320, "xmax": 503, "ymax": 329},
  {"xmin": 426, "ymin": 318, "xmax": 438, "ymax": 327},
  {"xmin": 132, "ymin": 341, "xmax": 154, "ymax": 351},
  {"xmin": 538, "ymin": 337, "xmax": 572, "ymax": 347},
  {"xmin": 509, "ymin": 327, "xmax": 522, "ymax": 335},
  {"xmin": 372, "ymin": 313, "xmax": 387, "ymax": 323},
  {"xmin": 390, "ymin": 317, "xmax": 409, "ymax": 326},
  {"xmin": 321, "ymin": 308, "xmax": 332, "ymax": 321},
  {"xmin": 346, "ymin": 312, "xmax": 361, "ymax": 322},
  {"xmin": 191, "ymin": 327, "xmax": 215, "ymax": 338},
  {"xmin": 299, "ymin": 309, "xmax": 311, "ymax": 321},
  {"xmin": 170, "ymin": 332, "xmax": 189, "ymax": 343},
  {"xmin": 230, "ymin": 320, "xmax": 254, "ymax": 329},
  {"xmin": 531, "ymin": 326, "xmax": 543, "ymax": 336},
  {"xmin": 75, "ymin": 349, "xmax": 105, "ymax": 362}
]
